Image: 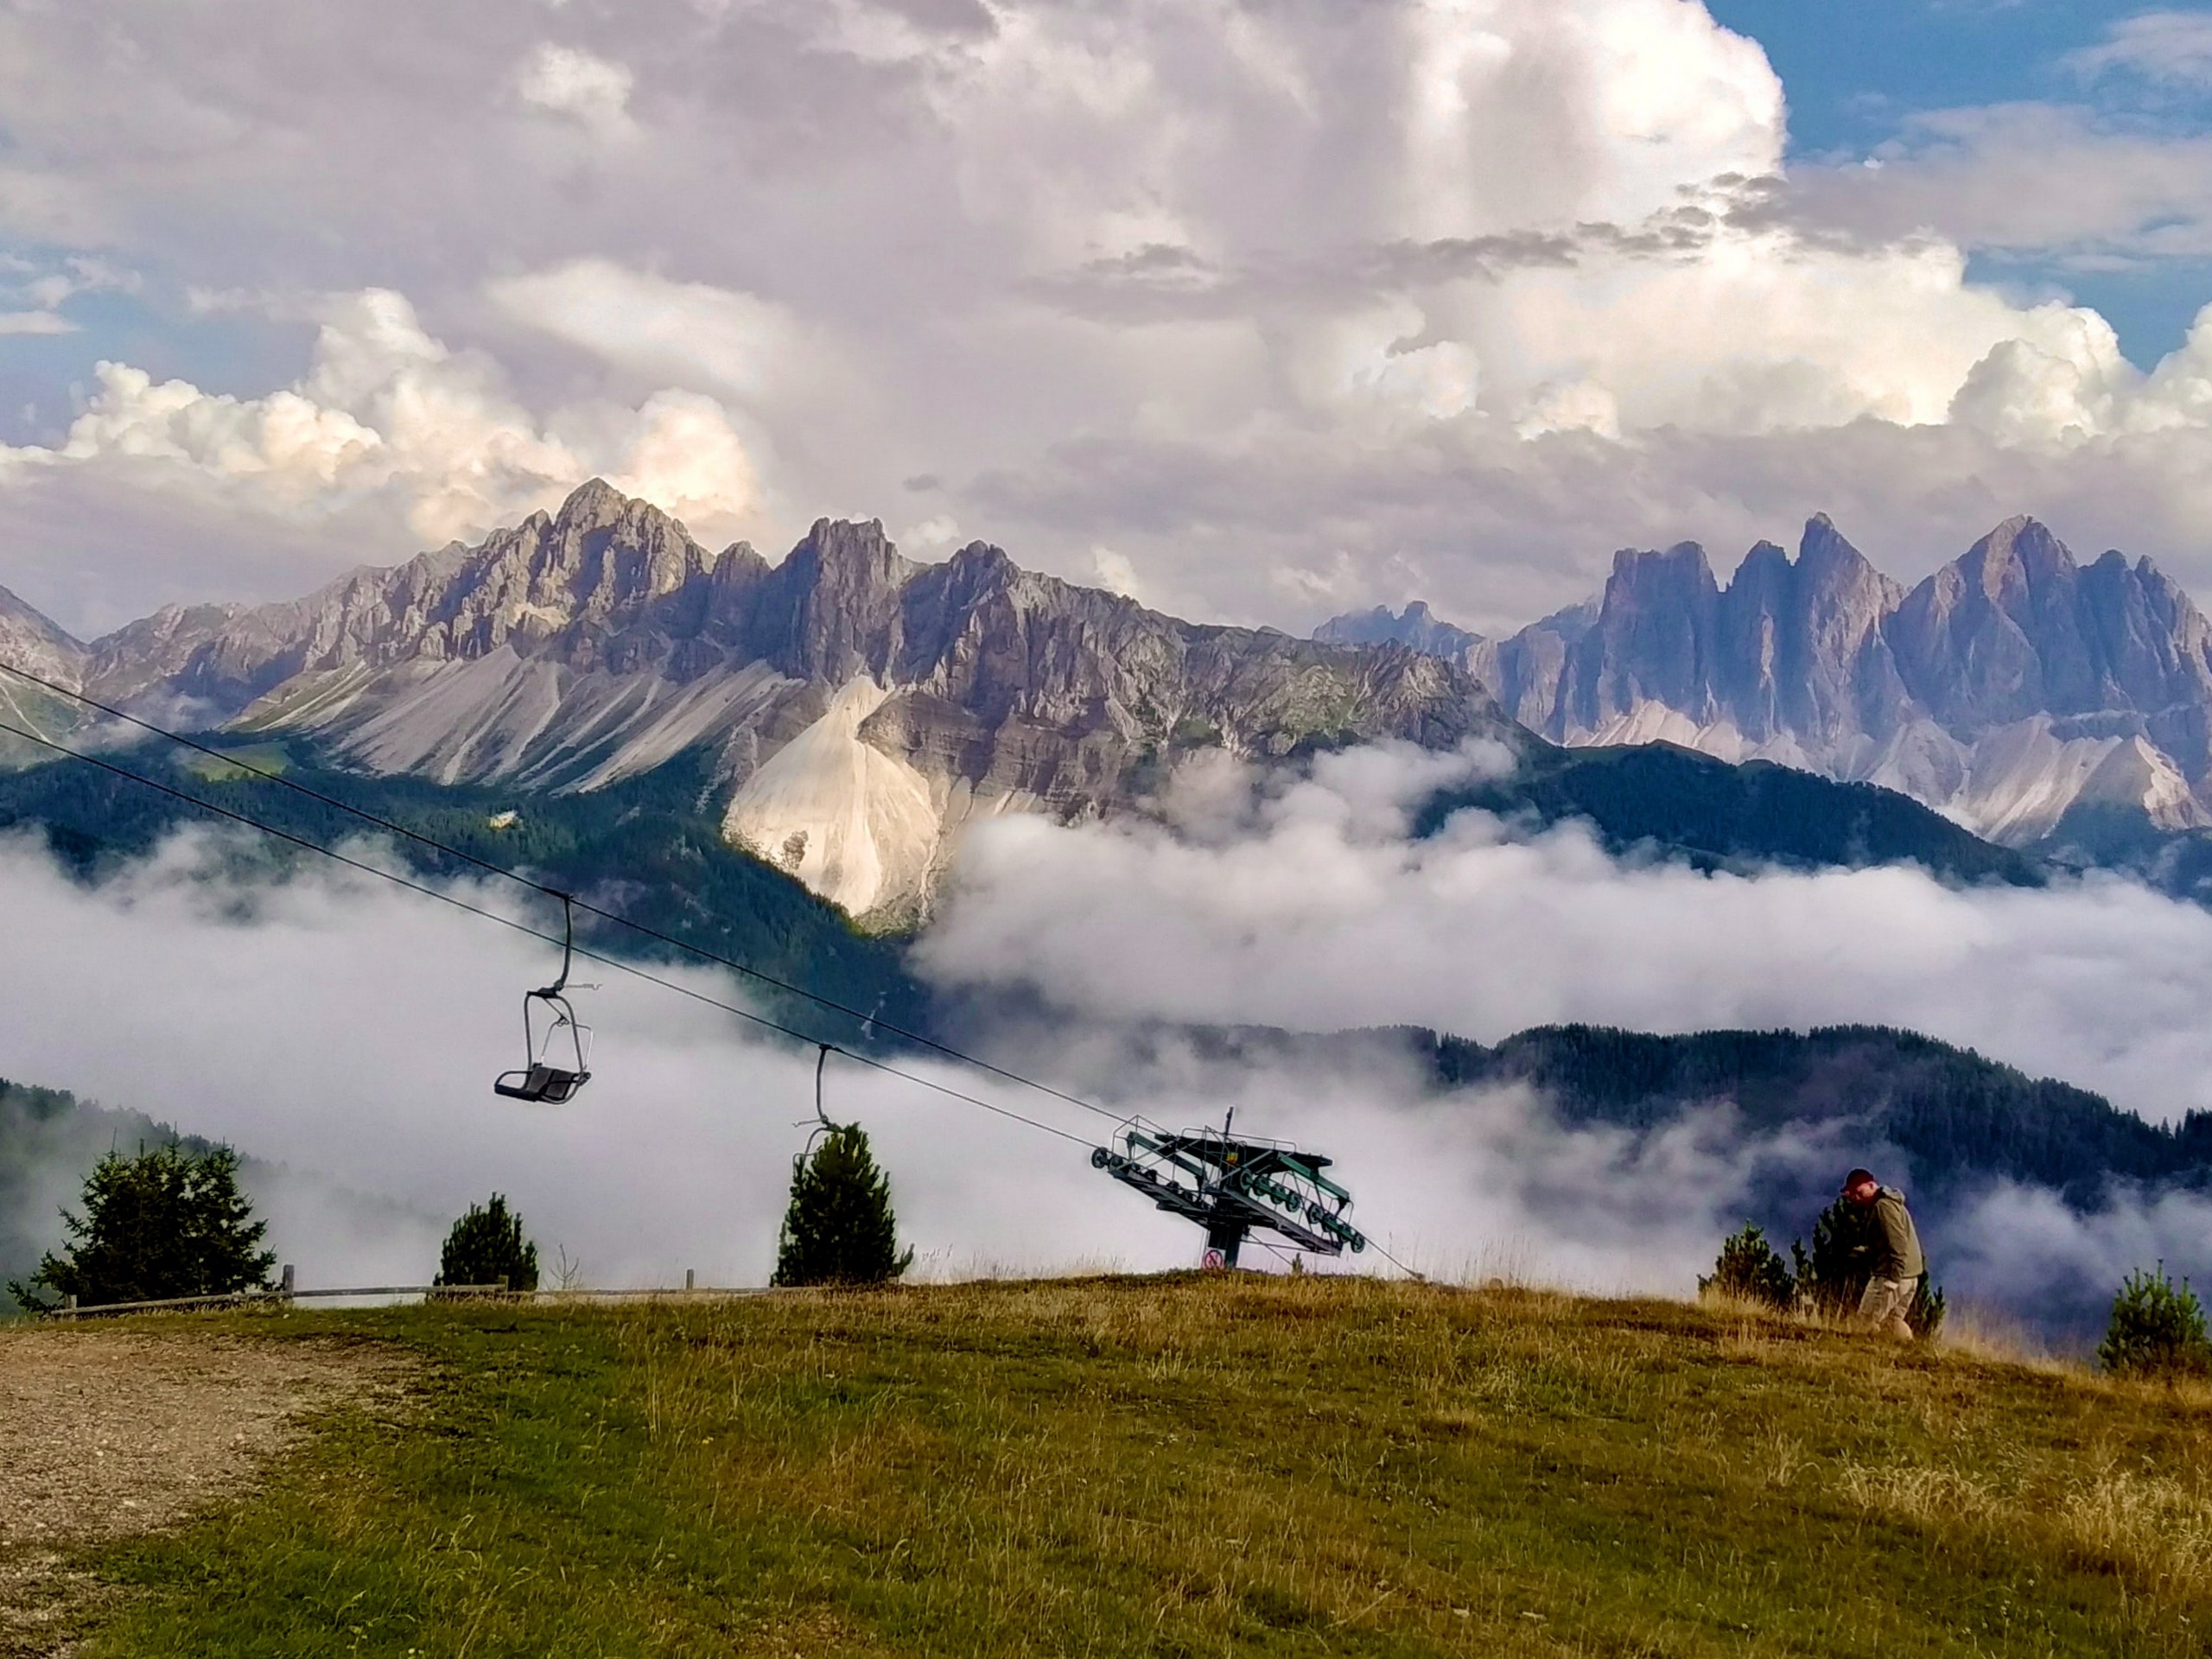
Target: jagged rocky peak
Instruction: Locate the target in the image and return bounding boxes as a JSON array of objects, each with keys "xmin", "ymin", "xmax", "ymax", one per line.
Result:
[
  {"xmin": 448, "ymin": 479, "xmax": 715, "ymax": 639},
  {"xmin": 1888, "ymin": 514, "xmax": 2194, "ymax": 739},
  {"xmin": 1794, "ymin": 514, "xmax": 1902, "ymax": 619},
  {"xmin": 1314, "ymin": 601, "xmax": 1485, "ymax": 665},
  {"xmin": 0, "ymin": 582, "xmax": 88, "ymax": 690},
  {"xmin": 1343, "ymin": 509, "xmax": 2212, "ymax": 844},
  {"xmin": 1567, "ymin": 542, "xmax": 1723, "ymax": 723},
  {"xmin": 754, "ymin": 517, "xmax": 924, "ymax": 684},
  {"xmin": 1967, "ymin": 514, "xmax": 2074, "ymax": 597},
  {"xmin": 1606, "ymin": 540, "xmax": 1719, "ymax": 601}
]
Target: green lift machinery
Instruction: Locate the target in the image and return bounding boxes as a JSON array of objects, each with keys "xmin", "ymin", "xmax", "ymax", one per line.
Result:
[{"xmin": 1091, "ymin": 1111, "xmax": 1366, "ymax": 1268}]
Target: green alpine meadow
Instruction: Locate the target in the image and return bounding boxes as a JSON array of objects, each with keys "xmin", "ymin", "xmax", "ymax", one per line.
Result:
[{"xmin": 26, "ymin": 1278, "xmax": 2212, "ymax": 1658}]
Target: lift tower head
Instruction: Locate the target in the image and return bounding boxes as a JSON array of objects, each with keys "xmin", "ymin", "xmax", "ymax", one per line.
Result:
[{"xmin": 1090, "ymin": 1116, "xmax": 1366, "ymax": 1268}]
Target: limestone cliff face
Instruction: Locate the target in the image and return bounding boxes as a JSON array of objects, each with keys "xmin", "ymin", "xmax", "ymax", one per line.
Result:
[
  {"xmin": 2, "ymin": 480, "xmax": 1508, "ymax": 919},
  {"xmin": 1323, "ymin": 513, "xmax": 2212, "ymax": 845}
]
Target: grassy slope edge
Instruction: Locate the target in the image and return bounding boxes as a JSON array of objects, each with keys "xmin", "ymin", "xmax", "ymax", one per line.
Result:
[{"xmin": 68, "ymin": 1277, "xmax": 2212, "ymax": 1657}]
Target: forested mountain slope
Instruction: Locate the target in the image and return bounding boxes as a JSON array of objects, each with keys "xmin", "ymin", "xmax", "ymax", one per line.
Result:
[{"xmin": 0, "ymin": 745, "xmax": 921, "ymax": 1045}]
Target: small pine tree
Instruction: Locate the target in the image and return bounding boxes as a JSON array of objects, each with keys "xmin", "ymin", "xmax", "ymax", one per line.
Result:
[
  {"xmin": 1700, "ymin": 1223, "xmax": 1795, "ymax": 1308},
  {"xmin": 1792, "ymin": 1197, "xmax": 1866, "ymax": 1315},
  {"xmin": 435, "ymin": 1194, "xmax": 539, "ymax": 1292},
  {"xmin": 8, "ymin": 1142, "xmax": 274, "ymax": 1311},
  {"xmin": 772, "ymin": 1123, "xmax": 912, "ymax": 1287},
  {"xmin": 2098, "ymin": 1265, "xmax": 2212, "ymax": 1377}
]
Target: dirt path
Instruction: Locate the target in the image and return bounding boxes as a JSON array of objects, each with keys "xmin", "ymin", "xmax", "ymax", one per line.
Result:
[{"xmin": 0, "ymin": 1325, "xmax": 397, "ymax": 1656}]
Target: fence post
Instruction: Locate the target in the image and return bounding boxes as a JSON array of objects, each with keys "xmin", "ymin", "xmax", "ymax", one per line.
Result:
[
  {"xmin": 685, "ymin": 1268, "xmax": 696, "ymax": 1292},
  {"xmin": 63, "ymin": 1294, "xmax": 77, "ymax": 1317},
  {"xmin": 280, "ymin": 1263, "xmax": 296, "ymax": 1302}
]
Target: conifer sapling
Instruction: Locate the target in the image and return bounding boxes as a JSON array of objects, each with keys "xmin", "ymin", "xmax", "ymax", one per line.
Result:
[
  {"xmin": 436, "ymin": 1193, "xmax": 539, "ymax": 1292},
  {"xmin": 772, "ymin": 1123, "xmax": 912, "ymax": 1287}
]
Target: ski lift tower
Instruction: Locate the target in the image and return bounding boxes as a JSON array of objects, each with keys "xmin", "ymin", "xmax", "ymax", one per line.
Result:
[{"xmin": 1090, "ymin": 1112, "xmax": 1367, "ymax": 1268}]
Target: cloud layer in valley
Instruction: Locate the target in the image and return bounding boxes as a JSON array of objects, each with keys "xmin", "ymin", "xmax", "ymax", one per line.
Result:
[
  {"xmin": 921, "ymin": 743, "xmax": 2212, "ymax": 1128},
  {"xmin": 3, "ymin": 759, "xmax": 2209, "ymax": 1335},
  {"xmin": 0, "ymin": 828, "xmax": 1155, "ymax": 1289},
  {"xmin": 0, "ymin": 820, "xmax": 1869, "ymax": 1300},
  {"xmin": 10, "ymin": 3, "xmax": 2212, "ymax": 633}
]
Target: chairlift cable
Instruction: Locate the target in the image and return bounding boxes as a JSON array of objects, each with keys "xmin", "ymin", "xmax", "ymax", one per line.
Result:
[
  {"xmin": 0, "ymin": 716, "xmax": 1096, "ymax": 1151},
  {"xmin": 0, "ymin": 691, "xmax": 1410, "ymax": 1272},
  {"xmin": 0, "ymin": 660, "xmax": 1122, "ymax": 1126}
]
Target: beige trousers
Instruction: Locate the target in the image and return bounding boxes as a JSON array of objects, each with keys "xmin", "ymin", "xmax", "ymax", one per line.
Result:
[{"xmin": 1858, "ymin": 1275, "xmax": 1918, "ymax": 1339}]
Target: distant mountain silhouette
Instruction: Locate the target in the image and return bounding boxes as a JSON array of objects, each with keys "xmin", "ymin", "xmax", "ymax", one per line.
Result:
[{"xmin": 1325, "ymin": 514, "xmax": 2212, "ymax": 848}]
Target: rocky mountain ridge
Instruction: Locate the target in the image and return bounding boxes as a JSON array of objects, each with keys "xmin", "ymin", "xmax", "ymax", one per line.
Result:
[
  {"xmin": 0, "ymin": 480, "xmax": 1507, "ymax": 920},
  {"xmin": 1328, "ymin": 515, "xmax": 2212, "ymax": 845}
]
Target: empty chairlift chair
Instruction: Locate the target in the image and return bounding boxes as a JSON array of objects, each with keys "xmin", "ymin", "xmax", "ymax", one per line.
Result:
[{"xmin": 494, "ymin": 893, "xmax": 594, "ymax": 1104}]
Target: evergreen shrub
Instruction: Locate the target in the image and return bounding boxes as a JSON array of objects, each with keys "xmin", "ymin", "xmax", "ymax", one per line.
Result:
[
  {"xmin": 772, "ymin": 1123, "xmax": 912, "ymax": 1287},
  {"xmin": 8, "ymin": 1142, "xmax": 273, "ymax": 1310},
  {"xmin": 437, "ymin": 1194, "xmax": 539, "ymax": 1292},
  {"xmin": 2098, "ymin": 1265, "xmax": 2212, "ymax": 1377},
  {"xmin": 1699, "ymin": 1223, "xmax": 1795, "ymax": 1308}
]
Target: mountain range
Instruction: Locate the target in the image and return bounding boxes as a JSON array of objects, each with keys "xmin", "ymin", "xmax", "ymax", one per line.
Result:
[
  {"xmin": 1321, "ymin": 514, "xmax": 2212, "ymax": 848},
  {"xmin": 0, "ymin": 480, "xmax": 1500, "ymax": 922},
  {"xmin": 1, "ymin": 483, "xmax": 2186, "ymax": 925}
]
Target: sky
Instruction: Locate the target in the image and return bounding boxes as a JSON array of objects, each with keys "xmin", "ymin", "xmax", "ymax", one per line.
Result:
[
  {"xmin": 9, "ymin": 3, "xmax": 2212, "ymax": 642},
  {"xmin": 1711, "ymin": 0, "xmax": 2212, "ymax": 362}
]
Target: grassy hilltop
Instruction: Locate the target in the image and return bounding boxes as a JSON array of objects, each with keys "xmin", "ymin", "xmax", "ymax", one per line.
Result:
[{"xmin": 43, "ymin": 1275, "xmax": 2212, "ymax": 1657}]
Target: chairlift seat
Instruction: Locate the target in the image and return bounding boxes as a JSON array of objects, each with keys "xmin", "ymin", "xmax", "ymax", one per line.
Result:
[
  {"xmin": 494, "ymin": 1063, "xmax": 590, "ymax": 1104},
  {"xmin": 491, "ymin": 898, "xmax": 596, "ymax": 1105}
]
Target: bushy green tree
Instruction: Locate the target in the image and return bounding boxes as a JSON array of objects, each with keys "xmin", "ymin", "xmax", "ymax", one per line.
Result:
[
  {"xmin": 8, "ymin": 1142, "xmax": 273, "ymax": 1311},
  {"xmin": 436, "ymin": 1194, "xmax": 538, "ymax": 1292},
  {"xmin": 1700, "ymin": 1223, "xmax": 1796, "ymax": 1308},
  {"xmin": 2097, "ymin": 1265, "xmax": 2212, "ymax": 1377},
  {"xmin": 772, "ymin": 1124, "xmax": 912, "ymax": 1287}
]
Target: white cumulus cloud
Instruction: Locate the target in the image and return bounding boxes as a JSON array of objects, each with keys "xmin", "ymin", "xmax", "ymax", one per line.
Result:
[
  {"xmin": 514, "ymin": 42, "xmax": 638, "ymax": 141},
  {"xmin": 0, "ymin": 286, "xmax": 765, "ymax": 621},
  {"xmin": 12, "ymin": 3, "xmax": 2212, "ymax": 629}
]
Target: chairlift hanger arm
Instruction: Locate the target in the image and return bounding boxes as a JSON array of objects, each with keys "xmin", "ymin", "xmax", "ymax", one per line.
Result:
[{"xmin": 534, "ymin": 893, "xmax": 578, "ymax": 999}]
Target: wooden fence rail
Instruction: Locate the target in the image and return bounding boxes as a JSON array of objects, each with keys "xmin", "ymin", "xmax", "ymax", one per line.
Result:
[
  {"xmin": 53, "ymin": 1280, "xmax": 509, "ymax": 1319},
  {"xmin": 47, "ymin": 1266, "xmax": 764, "ymax": 1319}
]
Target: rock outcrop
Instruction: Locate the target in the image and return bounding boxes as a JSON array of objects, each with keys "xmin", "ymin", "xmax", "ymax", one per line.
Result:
[{"xmin": 0, "ymin": 584, "xmax": 91, "ymax": 766}]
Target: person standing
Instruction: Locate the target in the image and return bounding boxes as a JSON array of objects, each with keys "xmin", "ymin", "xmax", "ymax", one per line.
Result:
[{"xmin": 1840, "ymin": 1168, "xmax": 1923, "ymax": 1339}]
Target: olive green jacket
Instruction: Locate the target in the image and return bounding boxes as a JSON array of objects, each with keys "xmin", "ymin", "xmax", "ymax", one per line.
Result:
[{"xmin": 1847, "ymin": 1187, "xmax": 1924, "ymax": 1281}]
